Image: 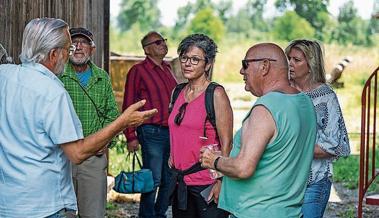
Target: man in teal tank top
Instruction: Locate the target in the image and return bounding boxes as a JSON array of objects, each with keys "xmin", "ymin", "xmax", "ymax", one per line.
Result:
[{"xmin": 200, "ymin": 43, "xmax": 316, "ymax": 218}]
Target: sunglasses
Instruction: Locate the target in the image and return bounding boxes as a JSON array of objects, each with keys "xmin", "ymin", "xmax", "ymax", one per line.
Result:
[
  {"xmin": 242, "ymin": 58, "xmax": 277, "ymax": 70},
  {"xmin": 143, "ymin": 38, "xmax": 167, "ymax": 47},
  {"xmin": 174, "ymin": 102, "xmax": 188, "ymax": 125}
]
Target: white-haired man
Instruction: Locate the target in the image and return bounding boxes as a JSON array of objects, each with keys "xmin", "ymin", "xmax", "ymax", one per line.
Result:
[{"xmin": 0, "ymin": 18, "xmax": 156, "ymax": 218}]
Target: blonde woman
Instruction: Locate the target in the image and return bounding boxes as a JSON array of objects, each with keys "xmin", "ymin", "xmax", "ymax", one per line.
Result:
[{"xmin": 285, "ymin": 39, "xmax": 350, "ymax": 218}]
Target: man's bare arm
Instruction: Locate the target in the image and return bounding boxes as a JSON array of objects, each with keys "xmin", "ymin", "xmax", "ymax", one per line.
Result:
[
  {"xmin": 201, "ymin": 105, "xmax": 275, "ymax": 179},
  {"xmin": 60, "ymin": 100, "xmax": 157, "ymax": 164}
]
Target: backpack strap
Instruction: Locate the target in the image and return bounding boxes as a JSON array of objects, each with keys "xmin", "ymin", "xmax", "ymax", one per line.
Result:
[
  {"xmin": 169, "ymin": 82, "xmax": 188, "ymax": 114},
  {"xmin": 203, "ymin": 82, "xmax": 223, "ymax": 138}
]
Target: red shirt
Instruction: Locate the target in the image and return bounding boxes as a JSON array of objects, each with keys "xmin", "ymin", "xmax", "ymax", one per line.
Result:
[{"xmin": 122, "ymin": 57, "xmax": 177, "ymax": 142}]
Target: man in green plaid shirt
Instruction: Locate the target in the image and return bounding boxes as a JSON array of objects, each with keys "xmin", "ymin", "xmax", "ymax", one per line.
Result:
[{"xmin": 59, "ymin": 27, "xmax": 119, "ymax": 218}]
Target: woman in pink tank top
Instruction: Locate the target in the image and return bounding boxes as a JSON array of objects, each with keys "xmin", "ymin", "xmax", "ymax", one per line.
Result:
[{"xmin": 168, "ymin": 34, "xmax": 233, "ymax": 218}]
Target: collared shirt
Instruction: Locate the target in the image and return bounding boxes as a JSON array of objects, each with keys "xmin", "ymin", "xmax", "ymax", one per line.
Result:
[
  {"xmin": 122, "ymin": 57, "xmax": 177, "ymax": 142},
  {"xmin": 0, "ymin": 63, "xmax": 83, "ymax": 218},
  {"xmin": 60, "ymin": 61, "xmax": 119, "ymax": 138},
  {"xmin": 305, "ymin": 84, "xmax": 350, "ymax": 184}
]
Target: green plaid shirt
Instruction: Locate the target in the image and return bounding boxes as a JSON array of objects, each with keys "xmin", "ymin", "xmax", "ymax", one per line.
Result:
[{"xmin": 59, "ymin": 61, "xmax": 119, "ymax": 140}]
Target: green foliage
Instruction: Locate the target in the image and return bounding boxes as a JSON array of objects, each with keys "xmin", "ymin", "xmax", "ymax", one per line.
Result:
[
  {"xmin": 273, "ymin": 11, "xmax": 315, "ymax": 41},
  {"xmin": 117, "ymin": 0, "xmax": 161, "ymax": 32},
  {"xmin": 330, "ymin": 0, "xmax": 371, "ymax": 46},
  {"xmin": 275, "ymin": 0, "xmax": 330, "ymax": 40},
  {"xmin": 333, "ymin": 154, "xmax": 359, "ymax": 189},
  {"xmin": 214, "ymin": 0, "xmax": 233, "ymax": 23},
  {"xmin": 338, "ymin": 206, "xmax": 355, "ymax": 218},
  {"xmin": 109, "ymin": 143, "xmax": 143, "ymax": 177},
  {"xmin": 334, "ymin": 145, "xmax": 379, "ymax": 192},
  {"xmin": 188, "ymin": 7, "xmax": 225, "ymax": 43},
  {"xmin": 225, "ymin": 9, "xmax": 253, "ymax": 34},
  {"xmin": 173, "ymin": 0, "xmax": 233, "ymax": 40},
  {"xmin": 246, "ymin": 0, "xmax": 268, "ymax": 32},
  {"xmin": 110, "ymin": 23, "xmax": 145, "ymax": 55},
  {"xmin": 174, "ymin": 0, "xmax": 213, "ymax": 32}
]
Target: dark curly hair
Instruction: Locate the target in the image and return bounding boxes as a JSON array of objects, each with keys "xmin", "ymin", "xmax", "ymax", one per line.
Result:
[{"xmin": 177, "ymin": 34, "xmax": 218, "ymax": 75}]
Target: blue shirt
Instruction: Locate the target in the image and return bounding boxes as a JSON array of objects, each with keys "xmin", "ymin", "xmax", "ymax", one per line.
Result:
[
  {"xmin": 0, "ymin": 63, "xmax": 83, "ymax": 218},
  {"xmin": 75, "ymin": 68, "xmax": 92, "ymax": 87}
]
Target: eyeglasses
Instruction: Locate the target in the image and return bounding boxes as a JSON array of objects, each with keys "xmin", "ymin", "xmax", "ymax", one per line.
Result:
[
  {"xmin": 143, "ymin": 38, "xmax": 167, "ymax": 47},
  {"xmin": 72, "ymin": 40, "xmax": 92, "ymax": 47},
  {"xmin": 68, "ymin": 45, "xmax": 76, "ymax": 56},
  {"xmin": 242, "ymin": 58, "xmax": 277, "ymax": 70},
  {"xmin": 174, "ymin": 102, "xmax": 188, "ymax": 125},
  {"xmin": 179, "ymin": 55, "xmax": 206, "ymax": 65}
]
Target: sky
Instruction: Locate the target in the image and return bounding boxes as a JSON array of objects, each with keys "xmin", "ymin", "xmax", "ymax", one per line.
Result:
[{"xmin": 110, "ymin": 0, "xmax": 375, "ymax": 27}]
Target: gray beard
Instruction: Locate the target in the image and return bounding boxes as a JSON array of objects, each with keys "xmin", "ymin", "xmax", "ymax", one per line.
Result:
[{"xmin": 70, "ymin": 56, "xmax": 90, "ymax": 66}]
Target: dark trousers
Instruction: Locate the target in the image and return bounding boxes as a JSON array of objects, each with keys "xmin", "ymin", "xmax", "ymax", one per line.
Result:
[
  {"xmin": 137, "ymin": 125, "xmax": 172, "ymax": 218},
  {"xmin": 172, "ymin": 185, "xmax": 229, "ymax": 218}
]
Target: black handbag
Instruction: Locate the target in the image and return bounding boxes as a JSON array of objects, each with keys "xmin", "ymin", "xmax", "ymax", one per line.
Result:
[{"xmin": 113, "ymin": 151, "xmax": 154, "ymax": 194}]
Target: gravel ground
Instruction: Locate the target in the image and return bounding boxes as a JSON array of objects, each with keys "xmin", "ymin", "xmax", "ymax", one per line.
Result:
[{"xmin": 106, "ymin": 182, "xmax": 379, "ymax": 218}]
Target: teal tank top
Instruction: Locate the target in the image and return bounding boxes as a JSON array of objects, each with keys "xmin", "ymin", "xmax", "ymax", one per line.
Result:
[{"xmin": 218, "ymin": 92, "xmax": 316, "ymax": 218}]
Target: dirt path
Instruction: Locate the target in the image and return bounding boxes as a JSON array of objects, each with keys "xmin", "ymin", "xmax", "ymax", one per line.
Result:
[{"xmin": 106, "ymin": 182, "xmax": 379, "ymax": 217}]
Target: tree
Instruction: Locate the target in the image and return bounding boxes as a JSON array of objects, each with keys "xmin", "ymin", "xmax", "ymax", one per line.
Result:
[
  {"xmin": 215, "ymin": 0, "xmax": 233, "ymax": 23},
  {"xmin": 246, "ymin": 0, "xmax": 268, "ymax": 32},
  {"xmin": 174, "ymin": 0, "xmax": 232, "ymax": 37},
  {"xmin": 117, "ymin": 0, "xmax": 161, "ymax": 32},
  {"xmin": 188, "ymin": 7, "xmax": 225, "ymax": 42},
  {"xmin": 226, "ymin": 8, "xmax": 253, "ymax": 34},
  {"xmin": 331, "ymin": 0, "xmax": 369, "ymax": 45},
  {"xmin": 273, "ymin": 11, "xmax": 315, "ymax": 41},
  {"xmin": 275, "ymin": 0, "xmax": 330, "ymax": 40}
]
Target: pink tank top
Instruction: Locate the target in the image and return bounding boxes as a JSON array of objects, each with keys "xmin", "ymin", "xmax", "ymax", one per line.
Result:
[{"xmin": 168, "ymin": 89, "xmax": 220, "ymax": 185}]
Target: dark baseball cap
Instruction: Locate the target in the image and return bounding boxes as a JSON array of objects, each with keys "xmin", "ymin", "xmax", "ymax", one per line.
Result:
[{"xmin": 69, "ymin": 27, "xmax": 94, "ymax": 42}]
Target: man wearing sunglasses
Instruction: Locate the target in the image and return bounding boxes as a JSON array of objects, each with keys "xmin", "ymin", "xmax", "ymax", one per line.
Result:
[
  {"xmin": 200, "ymin": 43, "xmax": 317, "ymax": 218},
  {"xmin": 59, "ymin": 27, "xmax": 120, "ymax": 218},
  {"xmin": 122, "ymin": 31, "xmax": 177, "ymax": 218}
]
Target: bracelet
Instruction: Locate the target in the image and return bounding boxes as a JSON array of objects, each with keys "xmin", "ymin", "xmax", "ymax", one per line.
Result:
[{"xmin": 214, "ymin": 156, "xmax": 221, "ymax": 171}]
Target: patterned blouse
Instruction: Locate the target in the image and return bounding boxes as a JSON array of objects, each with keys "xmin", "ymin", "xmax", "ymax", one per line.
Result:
[{"xmin": 305, "ymin": 84, "xmax": 350, "ymax": 185}]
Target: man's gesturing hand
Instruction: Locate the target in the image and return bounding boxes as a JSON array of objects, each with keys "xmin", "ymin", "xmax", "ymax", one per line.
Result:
[{"xmin": 121, "ymin": 100, "xmax": 158, "ymax": 128}]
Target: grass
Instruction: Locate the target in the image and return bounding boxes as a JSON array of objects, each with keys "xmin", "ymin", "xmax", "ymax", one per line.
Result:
[
  {"xmin": 108, "ymin": 134, "xmax": 142, "ymax": 177},
  {"xmin": 334, "ymin": 154, "xmax": 360, "ymax": 189},
  {"xmin": 337, "ymin": 205, "xmax": 356, "ymax": 218},
  {"xmin": 334, "ymin": 142, "xmax": 379, "ymax": 192}
]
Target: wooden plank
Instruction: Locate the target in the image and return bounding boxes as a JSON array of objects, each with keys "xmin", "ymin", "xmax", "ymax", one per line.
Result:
[{"xmin": 0, "ymin": 0, "xmax": 108, "ymax": 67}]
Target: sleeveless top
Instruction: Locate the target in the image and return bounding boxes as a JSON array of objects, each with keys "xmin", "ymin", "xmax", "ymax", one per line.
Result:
[
  {"xmin": 168, "ymin": 89, "xmax": 219, "ymax": 185},
  {"xmin": 218, "ymin": 92, "xmax": 316, "ymax": 218}
]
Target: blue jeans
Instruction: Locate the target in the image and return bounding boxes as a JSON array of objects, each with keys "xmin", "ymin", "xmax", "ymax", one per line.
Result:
[
  {"xmin": 45, "ymin": 208, "xmax": 77, "ymax": 218},
  {"xmin": 137, "ymin": 125, "xmax": 172, "ymax": 218},
  {"xmin": 302, "ymin": 176, "xmax": 332, "ymax": 218}
]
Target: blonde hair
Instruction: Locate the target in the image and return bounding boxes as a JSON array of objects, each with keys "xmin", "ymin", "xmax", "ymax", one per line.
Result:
[{"xmin": 285, "ymin": 39, "xmax": 326, "ymax": 84}]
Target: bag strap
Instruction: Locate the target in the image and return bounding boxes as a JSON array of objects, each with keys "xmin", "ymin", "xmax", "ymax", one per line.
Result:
[
  {"xmin": 70, "ymin": 77, "xmax": 110, "ymax": 126},
  {"xmin": 202, "ymin": 82, "xmax": 223, "ymax": 138},
  {"xmin": 126, "ymin": 151, "xmax": 144, "ymax": 193},
  {"xmin": 169, "ymin": 82, "xmax": 188, "ymax": 114}
]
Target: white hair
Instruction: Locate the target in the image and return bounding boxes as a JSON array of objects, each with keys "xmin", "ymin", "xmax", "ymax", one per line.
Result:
[{"xmin": 20, "ymin": 18, "xmax": 69, "ymax": 64}]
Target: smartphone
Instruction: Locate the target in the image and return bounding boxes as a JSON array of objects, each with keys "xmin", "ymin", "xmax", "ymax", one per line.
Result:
[{"xmin": 200, "ymin": 184, "xmax": 214, "ymax": 204}]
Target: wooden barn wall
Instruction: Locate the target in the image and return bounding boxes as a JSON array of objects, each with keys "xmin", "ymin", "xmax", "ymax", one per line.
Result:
[{"xmin": 0, "ymin": 0, "xmax": 109, "ymax": 71}]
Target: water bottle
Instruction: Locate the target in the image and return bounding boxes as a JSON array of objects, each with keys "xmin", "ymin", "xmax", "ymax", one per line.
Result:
[{"xmin": 205, "ymin": 144, "xmax": 223, "ymax": 179}]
